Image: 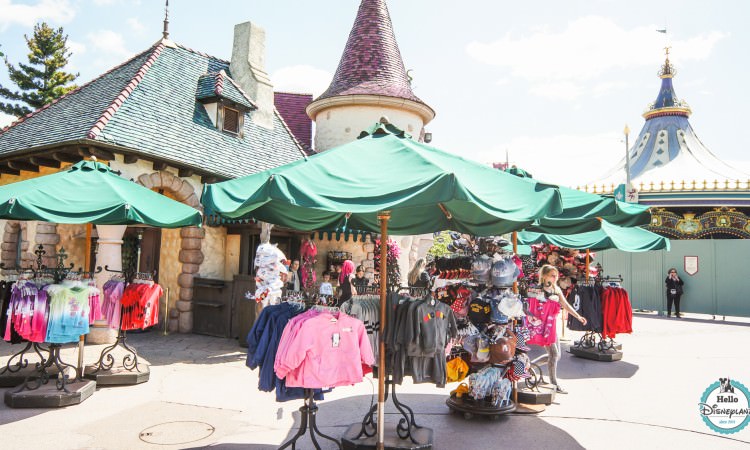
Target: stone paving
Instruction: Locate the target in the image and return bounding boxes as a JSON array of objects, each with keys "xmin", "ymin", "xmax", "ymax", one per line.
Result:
[{"xmin": 1, "ymin": 313, "xmax": 749, "ymax": 449}]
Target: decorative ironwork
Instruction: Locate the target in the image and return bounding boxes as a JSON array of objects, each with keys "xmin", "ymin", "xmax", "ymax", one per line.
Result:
[
  {"xmin": 574, "ymin": 331, "xmax": 619, "ymax": 353},
  {"xmin": 278, "ymin": 389, "xmax": 341, "ymax": 450},
  {"xmin": 14, "ymin": 344, "xmax": 80, "ymax": 393},
  {"xmin": 647, "ymin": 207, "xmax": 750, "ymax": 239},
  {"xmin": 88, "ymin": 265, "xmax": 155, "ymax": 375},
  {"xmin": 353, "ymin": 376, "xmax": 421, "ymax": 444},
  {"xmin": 89, "ymin": 328, "xmax": 142, "ymax": 373}
]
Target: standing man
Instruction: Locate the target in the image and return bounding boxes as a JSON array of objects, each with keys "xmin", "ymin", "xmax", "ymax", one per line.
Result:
[
  {"xmin": 286, "ymin": 259, "xmax": 301, "ymax": 291},
  {"xmin": 665, "ymin": 268, "xmax": 685, "ymax": 318}
]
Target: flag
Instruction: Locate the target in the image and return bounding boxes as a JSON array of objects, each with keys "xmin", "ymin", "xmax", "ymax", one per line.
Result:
[{"xmin": 656, "ymin": 29, "xmax": 667, "ymax": 33}]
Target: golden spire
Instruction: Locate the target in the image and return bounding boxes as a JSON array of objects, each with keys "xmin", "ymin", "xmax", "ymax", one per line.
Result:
[{"xmin": 659, "ymin": 46, "xmax": 674, "ymax": 78}]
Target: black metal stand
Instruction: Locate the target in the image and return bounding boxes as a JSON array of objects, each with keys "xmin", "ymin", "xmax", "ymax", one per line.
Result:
[
  {"xmin": 0, "ymin": 342, "xmax": 51, "ymax": 387},
  {"xmin": 84, "ymin": 265, "xmax": 152, "ymax": 385},
  {"xmin": 568, "ymin": 331, "xmax": 623, "ymax": 362},
  {"xmin": 279, "ymin": 389, "xmax": 341, "ymax": 450},
  {"xmin": 13, "ymin": 344, "xmax": 78, "ymax": 393},
  {"xmin": 342, "ymin": 376, "xmax": 433, "ymax": 450},
  {"xmin": 4, "ymin": 343, "xmax": 96, "ymax": 408},
  {"xmin": 353, "ymin": 378, "xmax": 422, "ymax": 444}
]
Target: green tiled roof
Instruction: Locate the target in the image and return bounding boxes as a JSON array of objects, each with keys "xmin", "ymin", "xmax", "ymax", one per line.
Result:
[
  {"xmin": 0, "ymin": 47, "xmax": 154, "ymax": 155},
  {"xmin": 0, "ymin": 41, "xmax": 303, "ymax": 179},
  {"xmin": 196, "ymin": 70, "xmax": 256, "ymax": 110}
]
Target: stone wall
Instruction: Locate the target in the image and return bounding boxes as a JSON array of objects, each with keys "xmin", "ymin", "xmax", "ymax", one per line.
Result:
[{"xmin": 159, "ymin": 227, "xmax": 181, "ymax": 328}]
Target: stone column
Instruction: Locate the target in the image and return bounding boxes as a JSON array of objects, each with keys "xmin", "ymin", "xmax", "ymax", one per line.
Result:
[{"xmin": 88, "ymin": 224, "xmax": 127, "ymax": 344}]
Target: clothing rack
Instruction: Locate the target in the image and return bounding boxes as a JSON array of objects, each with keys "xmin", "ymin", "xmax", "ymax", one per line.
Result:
[
  {"xmin": 356, "ymin": 285, "xmax": 381, "ymax": 295},
  {"xmin": 278, "ymin": 388, "xmax": 341, "ymax": 450},
  {"xmin": 86, "ymin": 265, "xmax": 156, "ymax": 378},
  {"xmin": 6, "ymin": 245, "xmax": 85, "ymax": 394}
]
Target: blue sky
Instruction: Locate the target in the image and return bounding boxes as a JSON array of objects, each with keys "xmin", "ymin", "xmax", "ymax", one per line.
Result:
[{"xmin": 1, "ymin": 0, "xmax": 748, "ymax": 187}]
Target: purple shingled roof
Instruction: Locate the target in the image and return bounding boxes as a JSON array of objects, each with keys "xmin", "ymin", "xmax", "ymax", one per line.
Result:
[
  {"xmin": 274, "ymin": 92, "xmax": 313, "ymax": 153},
  {"xmin": 314, "ymin": 0, "xmax": 429, "ymax": 107}
]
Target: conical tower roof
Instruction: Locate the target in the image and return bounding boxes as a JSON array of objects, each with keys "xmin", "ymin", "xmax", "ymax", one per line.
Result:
[
  {"xmin": 309, "ymin": 0, "xmax": 434, "ymax": 121},
  {"xmin": 591, "ymin": 50, "xmax": 749, "ymax": 191}
]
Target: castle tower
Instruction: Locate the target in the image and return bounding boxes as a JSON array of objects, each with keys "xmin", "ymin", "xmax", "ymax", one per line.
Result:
[{"xmin": 306, "ymin": 0, "xmax": 435, "ymax": 151}]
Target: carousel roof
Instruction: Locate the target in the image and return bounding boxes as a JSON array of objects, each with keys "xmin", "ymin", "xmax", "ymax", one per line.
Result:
[{"xmin": 589, "ymin": 51, "xmax": 750, "ymax": 195}]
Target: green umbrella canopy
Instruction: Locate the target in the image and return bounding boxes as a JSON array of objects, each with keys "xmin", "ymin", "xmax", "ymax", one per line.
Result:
[
  {"xmin": 202, "ymin": 122, "xmax": 564, "ymax": 236},
  {"xmin": 0, "ymin": 160, "xmax": 202, "ymax": 228},
  {"xmin": 518, "ymin": 220, "xmax": 670, "ymax": 252},
  {"xmin": 502, "ymin": 167, "xmax": 651, "ymax": 234}
]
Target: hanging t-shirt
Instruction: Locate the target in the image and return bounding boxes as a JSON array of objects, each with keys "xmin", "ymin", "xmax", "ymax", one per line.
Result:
[{"xmin": 525, "ymin": 297, "xmax": 561, "ymax": 346}]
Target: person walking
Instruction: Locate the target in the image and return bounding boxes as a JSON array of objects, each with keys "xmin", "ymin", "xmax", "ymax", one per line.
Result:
[
  {"xmin": 338, "ymin": 260, "xmax": 357, "ymax": 305},
  {"xmin": 408, "ymin": 258, "xmax": 431, "ymax": 288},
  {"xmin": 538, "ymin": 265, "xmax": 587, "ymax": 394},
  {"xmin": 665, "ymin": 268, "xmax": 685, "ymax": 318}
]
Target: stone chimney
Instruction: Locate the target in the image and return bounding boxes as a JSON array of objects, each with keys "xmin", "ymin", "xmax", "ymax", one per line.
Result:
[{"xmin": 229, "ymin": 22, "xmax": 274, "ymax": 129}]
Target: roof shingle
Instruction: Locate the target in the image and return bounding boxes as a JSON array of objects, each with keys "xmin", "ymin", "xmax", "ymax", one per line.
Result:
[
  {"xmin": 314, "ymin": 0, "xmax": 429, "ymax": 108},
  {"xmin": 0, "ymin": 41, "xmax": 303, "ymax": 179}
]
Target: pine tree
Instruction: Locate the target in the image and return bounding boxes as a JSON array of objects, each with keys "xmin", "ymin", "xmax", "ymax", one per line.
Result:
[{"xmin": 0, "ymin": 23, "xmax": 78, "ymax": 116}]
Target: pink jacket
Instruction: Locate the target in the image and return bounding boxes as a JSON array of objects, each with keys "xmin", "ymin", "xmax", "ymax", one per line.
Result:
[{"xmin": 275, "ymin": 311, "xmax": 374, "ymax": 388}]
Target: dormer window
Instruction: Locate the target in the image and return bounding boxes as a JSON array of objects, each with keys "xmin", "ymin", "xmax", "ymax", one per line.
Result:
[
  {"xmin": 196, "ymin": 70, "xmax": 257, "ymax": 138},
  {"xmin": 222, "ymin": 106, "xmax": 241, "ymax": 134}
]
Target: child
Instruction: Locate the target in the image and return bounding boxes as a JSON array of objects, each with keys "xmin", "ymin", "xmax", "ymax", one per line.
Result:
[{"xmin": 319, "ymin": 271, "xmax": 334, "ymax": 297}]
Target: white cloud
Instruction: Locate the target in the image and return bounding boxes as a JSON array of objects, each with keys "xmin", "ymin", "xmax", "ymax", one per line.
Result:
[
  {"xmin": 0, "ymin": 112, "xmax": 17, "ymax": 128},
  {"xmin": 126, "ymin": 18, "xmax": 145, "ymax": 34},
  {"xmin": 529, "ymin": 81, "xmax": 583, "ymax": 101},
  {"xmin": 86, "ymin": 30, "xmax": 134, "ymax": 69},
  {"xmin": 0, "ymin": 0, "xmax": 75, "ymax": 30},
  {"xmin": 65, "ymin": 38, "xmax": 86, "ymax": 73},
  {"xmin": 477, "ymin": 132, "xmax": 625, "ymax": 188},
  {"xmin": 92, "ymin": 0, "xmax": 143, "ymax": 6},
  {"xmin": 271, "ymin": 65, "xmax": 332, "ymax": 97},
  {"xmin": 591, "ymin": 81, "xmax": 629, "ymax": 97},
  {"xmin": 495, "ymin": 78, "xmax": 510, "ymax": 86},
  {"xmin": 466, "ymin": 16, "xmax": 728, "ymax": 101}
]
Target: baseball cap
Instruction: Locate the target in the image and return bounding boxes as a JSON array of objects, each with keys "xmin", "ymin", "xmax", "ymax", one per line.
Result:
[{"xmin": 468, "ymin": 297, "xmax": 492, "ymax": 325}]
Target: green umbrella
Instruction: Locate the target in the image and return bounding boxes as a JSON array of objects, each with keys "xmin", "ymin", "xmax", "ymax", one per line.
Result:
[
  {"xmin": 202, "ymin": 122, "xmax": 564, "ymax": 235},
  {"xmin": 502, "ymin": 167, "xmax": 650, "ymax": 234},
  {"xmin": 203, "ymin": 121, "xmax": 564, "ymax": 447},
  {"xmin": 0, "ymin": 160, "xmax": 202, "ymax": 227},
  {"xmin": 517, "ymin": 219, "xmax": 670, "ymax": 252}
]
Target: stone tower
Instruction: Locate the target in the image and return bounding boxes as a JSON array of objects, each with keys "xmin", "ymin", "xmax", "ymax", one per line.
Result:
[{"xmin": 306, "ymin": 0, "xmax": 435, "ymax": 152}]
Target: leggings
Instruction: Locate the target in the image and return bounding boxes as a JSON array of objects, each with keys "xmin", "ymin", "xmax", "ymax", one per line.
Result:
[
  {"xmin": 540, "ymin": 337, "xmax": 561, "ymax": 385},
  {"xmin": 667, "ymin": 294, "xmax": 681, "ymax": 315}
]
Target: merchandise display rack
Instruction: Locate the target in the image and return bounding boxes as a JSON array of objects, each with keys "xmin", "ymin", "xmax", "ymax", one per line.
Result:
[
  {"xmin": 3, "ymin": 245, "xmax": 96, "ymax": 408},
  {"xmin": 83, "ymin": 266, "xmax": 155, "ymax": 385}
]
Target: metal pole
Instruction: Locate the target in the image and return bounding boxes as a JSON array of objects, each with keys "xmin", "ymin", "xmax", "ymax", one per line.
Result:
[
  {"xmin": 624, "ymin": 125, "xmax": 631, "ymax": 193},
  {"xmin": 77, "ymin": 223, "xmax": 93, "ymax": 377},
  {"xmin": 376, "ymin": 211, "xmax": 390, "ymax": 450},
  {"xmin": 512, "ymin": 232, "xmax": 518, "ymax": 294}
]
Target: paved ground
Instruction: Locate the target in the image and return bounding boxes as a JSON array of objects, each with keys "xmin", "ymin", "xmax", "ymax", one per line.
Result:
[{"xmin": 1, "ymin": 312, "xmax": 749, "ymax": 450}]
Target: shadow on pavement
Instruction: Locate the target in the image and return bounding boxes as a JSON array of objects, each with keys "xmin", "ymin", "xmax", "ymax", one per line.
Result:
[
  {"xmin": 633, "ymin": 312, "xmax": 750, "ymax": 327},
  {"xmin": 124, "ymin": 332, "xmax": 247, "ymax": 367},
  {"xmin": 523, "ymin": 345, "xmax": 639, "ymax": 380},
  {"xmin": 187, "ymin": 393, "xmax": 585, "ymax": 450},
  {"xmin": 0, "ymin": 399, "xmax": 50, "ymax": 425}
]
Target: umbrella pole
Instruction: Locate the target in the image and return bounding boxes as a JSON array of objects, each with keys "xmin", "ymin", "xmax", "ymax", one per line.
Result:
[
  {"xmin": 376, "ymin": 211, "xmax": 390, "ymax": 450},
  {"xmin": 77, "ymin": 223, "xmax": 93, "ymax": 377},
  {"xmin": 585, "ymin": 249, "xmax": 591, "ymax": 280}
]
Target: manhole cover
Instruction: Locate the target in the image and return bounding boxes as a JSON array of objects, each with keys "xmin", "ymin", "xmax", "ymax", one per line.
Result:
[{"xmin": 139, "ymin": 421, "xmax": 215, "ymax": 445}]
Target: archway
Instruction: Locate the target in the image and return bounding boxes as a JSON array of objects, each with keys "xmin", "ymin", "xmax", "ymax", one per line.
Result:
[{"xmin": 137, "ymin": 171, "xmax": 203, "ymax": 333}]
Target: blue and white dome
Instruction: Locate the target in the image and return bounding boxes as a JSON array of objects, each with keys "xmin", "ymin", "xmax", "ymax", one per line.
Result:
[{"xmin": 593, "ymin": 53, "xmax": 749, "ymax": 190}]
